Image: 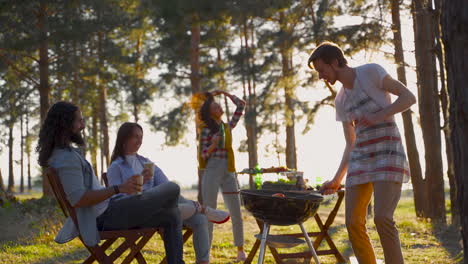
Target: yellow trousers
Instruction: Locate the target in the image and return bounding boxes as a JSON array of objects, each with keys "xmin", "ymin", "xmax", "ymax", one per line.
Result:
[{"xmin": 345, "ymin": 181, "xmax": 404, "ymax": 264}]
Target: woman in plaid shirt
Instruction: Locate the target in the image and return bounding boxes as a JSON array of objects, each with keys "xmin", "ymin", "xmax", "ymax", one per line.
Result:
[{"xmin": 197, "ymin": 90, "xmax": 247, "ymax": 261}]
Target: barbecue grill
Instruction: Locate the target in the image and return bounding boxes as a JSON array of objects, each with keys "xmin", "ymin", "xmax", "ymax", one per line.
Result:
[{"xmin": 240, "ymin": 189, "xmax": 324, "ymax": 264}]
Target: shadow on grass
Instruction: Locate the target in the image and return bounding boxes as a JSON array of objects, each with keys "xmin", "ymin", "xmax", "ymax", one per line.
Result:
[
  {"xmin": 432, "ymin": 222, "xmax": 463, "ymax": 262},
  {"xmin": 0, "ymin": 197, "xmax": 64, "ymax": 246}
]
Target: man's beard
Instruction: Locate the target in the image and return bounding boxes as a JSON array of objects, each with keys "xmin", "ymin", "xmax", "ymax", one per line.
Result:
[{"xmin": 70, "ymin": 132, "xmax": 85, "ymax": 146}]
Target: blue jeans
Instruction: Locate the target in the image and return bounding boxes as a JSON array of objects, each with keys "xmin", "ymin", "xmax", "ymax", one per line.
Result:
[
  {"xmin": 97, "ymin": 181, "xmax": 185, "ymax": 264},
  {"xmin": 183, "ymin": 208, "xmax": 210, "ymax": 262}
]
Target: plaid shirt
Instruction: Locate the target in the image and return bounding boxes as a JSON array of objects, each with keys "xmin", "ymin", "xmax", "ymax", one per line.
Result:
[{"xmin": 201, "ymin": 95, "xmax": 245, "ymax": 161}]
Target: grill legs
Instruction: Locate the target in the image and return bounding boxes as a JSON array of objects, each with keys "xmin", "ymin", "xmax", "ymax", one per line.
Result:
[
  {"xmin": 256, "ymin": 222, "xmax": 321, "ymax": 264},
  {"xmin": 257, "ymin": 222, "xmax": 270, "ymax": 264},
  {"xmin": 300, "ymin": 223, "xmax": 321, "ymax": 264}
]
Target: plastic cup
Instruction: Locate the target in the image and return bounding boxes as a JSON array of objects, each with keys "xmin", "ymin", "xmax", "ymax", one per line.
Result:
[
  {"xmin": 135, "ymin": 174, "xmax": 144, "ymax": 194},
  {"xmin": 143, "ymin": 162, "xmax": 155, "ymax": 174}
]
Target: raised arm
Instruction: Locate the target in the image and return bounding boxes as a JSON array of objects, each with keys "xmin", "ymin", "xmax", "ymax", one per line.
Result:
[{"xmin": 212, "ymin": 90, "xmax": 246, "ymax": 128}]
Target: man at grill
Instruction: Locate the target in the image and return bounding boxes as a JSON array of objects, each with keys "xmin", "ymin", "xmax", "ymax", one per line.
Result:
[{"xmin": 308, "ymin": 42, "xmax": 416, "ymax": 264}]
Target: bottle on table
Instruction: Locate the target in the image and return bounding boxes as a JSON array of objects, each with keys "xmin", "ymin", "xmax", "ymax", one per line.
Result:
[{"xmin": 254, "ymin": 164, "xmax": 262, "ymax": 189}]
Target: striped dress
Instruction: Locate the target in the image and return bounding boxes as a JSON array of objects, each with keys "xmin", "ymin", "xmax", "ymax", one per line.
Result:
[{"xmin": 343, "ymin": 76, "xmax": 410, "ymax": 187}]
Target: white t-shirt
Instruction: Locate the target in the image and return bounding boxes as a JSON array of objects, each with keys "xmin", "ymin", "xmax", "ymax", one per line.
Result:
[
  {"xmin": 335, "ymin": 63, "xmax": 392, "ymax": 122},
  {"xmin": 125, "ymin": 154, "xmax": 144, "ymax": 174}
]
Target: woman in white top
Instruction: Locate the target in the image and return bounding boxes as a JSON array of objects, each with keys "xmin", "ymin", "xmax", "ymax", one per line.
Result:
[{"xmin": 107, "ymin": 122, "xmax": 230, "ymax": 264}]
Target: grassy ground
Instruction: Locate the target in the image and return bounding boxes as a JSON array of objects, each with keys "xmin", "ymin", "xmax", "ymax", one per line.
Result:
[{"xmin": 0, "ymin": 190, "xmax": 462, "ymax": 264}]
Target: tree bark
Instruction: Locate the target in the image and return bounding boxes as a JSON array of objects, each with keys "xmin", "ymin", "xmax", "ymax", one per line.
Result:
[
  {"xmin": 412, "ymin": 0, "xmax": 445, "ymax": 223},
  {"xmin": 0, "ymin": 169, "xmax": 4, "ymax": 192},
  {"xmin": 91, "ymin": 105, "xmax": 99, "ymax": 176},
  {"xmin": 7, "ymin": 125, "xmax": 14, "ymax": 193},
  {"xmin": 133, "ymin": 36, "xmax": 142, "ymax": 123},
  {"xmin": 190, "ymin": 15, "xmax": 201, "ymax": 94},
  {"xmin": 390, "ymin": 0, "xmax": 427, "ymax": 217},
  {"xmin": 190, "ymin": 13, "xmax": 203, "ymax": 202},
  {"xmin": 441, "ymin": 0, "xmax": 468, "ymax": 261},
  {"xmin": 434, "ymin": 0, "xmax": 459, "ymax": 227},
  {"xmin": 242, "ymin": 18, "xmax": 259, "ymax": 187},
  {"xmin": 26, "ymin": 112, "xmax": 32, "ymax": 191},
  {"xmin": 97, "ymin": 32, "xmax": 110, "ymax": 170},
  {"xmin": 38, "ymin": 1, "xmax": 52, "ymax": 196},
  {"xmin": 239, "ymin": 31, "xmax": 255, "ymax": 189},
  {"xmin": 20, "ymin": 114, "xmax": 24, "ymax": 193},
  {"xmin": 280, "ymin": 11, "xmax": 297, "ymax": 169}
]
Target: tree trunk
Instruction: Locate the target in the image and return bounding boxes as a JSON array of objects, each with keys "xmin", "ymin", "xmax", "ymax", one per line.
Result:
[
  {"xmin": 442, "ymin": 0, "xmax": 468, "ymax": 261},
  {"xmin": 239, "ymin": 31, "xmax": 255, "ymax": 189},
  {"xmin": 133, "ymin": 36, "xmax": 142, "ymax": 123},
  {"xmin": 0, "ymin": 169, "xmax": 4, "ymax": 191},
  {"xmin": 280, "ymin": 12, "xmax": 297, "ymax": 169},
  {"xmin": 20, "ymin": 114, "xmax": 24, "ymax": 193},
  {"xmin": 7, "ymin": 125, "xmax": 14, "ymax": 193},
  {"xmin": 434, "ymin": 0, "xmax": 459, "ymax": 227},
  {"xmin": 91, "ymin": 105, "xmax": 99, "ymax": 176},
  {"xmin": 72, "ymin": 40, "xmax": 80, "ymax": 103},
  {"xmin": 26, "ymin": 112, "xmax": 32, "ymax": 191},
  {"xmin": 97, "ymin": 32, "xmax": 110, "ymax": 170},
  {"xmin": 412, "ymin": 0, "xmax": 445, "ymax": 223},
  {"xmin": 100, "ymin": 131, "xmax": 104, "ymax": 178},
  {"xmin": 38, "ymin": 1, "xmax": 52, "ymax": 196},
  {"xmin": 390, "ymin": 0, "xmax": 427, "ymax": 217},
  {"xmin": 242, "ymin": 18, "xmax": 258, "ymax": 188},
  {"xmin": 190, "ymin": 13, "xmax": 202, "ymax": 202},
  {"xmin": 190, "ymin": 15, "xmax": 201, "ymax": 94}
]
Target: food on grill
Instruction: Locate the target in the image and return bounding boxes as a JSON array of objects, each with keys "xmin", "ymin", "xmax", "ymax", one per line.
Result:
[
  {"xmin": 238, "ymin": 166, "xmax": 292, "ymax": 174},
  {"xmin": 272, "ymin": 193, "xmax": 286, "ymax": 198}
]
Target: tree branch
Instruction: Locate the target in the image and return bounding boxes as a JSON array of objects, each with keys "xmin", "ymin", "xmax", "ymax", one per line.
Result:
[{"xmin": 0, "ymin": 53, "xmax": 40, "ymax": 87}]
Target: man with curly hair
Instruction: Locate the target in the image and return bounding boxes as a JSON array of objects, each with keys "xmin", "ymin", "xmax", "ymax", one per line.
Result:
[{"xmin": 36, "ymin": 101, "xmax": 185, "ymax": 264}]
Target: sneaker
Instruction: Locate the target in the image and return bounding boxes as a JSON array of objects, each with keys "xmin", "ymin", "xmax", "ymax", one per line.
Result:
[
  {"xmin": 236, "ymin": 250, "xmax": 247, "ymax": 262},
  {"xmin": 203, "ymin": 206, "xmax": 230, "ymax": 224}
]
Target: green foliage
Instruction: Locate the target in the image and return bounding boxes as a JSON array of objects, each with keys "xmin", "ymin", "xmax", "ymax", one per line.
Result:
[
  {"xmin": 149, "ymin": 104, "xmax": 191, "ymax": 146},
  {"xmin": 0, "ymin": 0, "xmax": 389, "ymax": 177}
]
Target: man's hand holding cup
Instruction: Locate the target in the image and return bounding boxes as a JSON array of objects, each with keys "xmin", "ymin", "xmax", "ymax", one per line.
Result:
[{"xmin": 120, "ymin": 174, "xmax": 144, "ymax": 195}]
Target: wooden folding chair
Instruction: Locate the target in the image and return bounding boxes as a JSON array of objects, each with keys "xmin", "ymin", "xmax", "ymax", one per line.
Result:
[
  {"xmin": 46, "ymin": 168, "xmax": 159, "ymax": 264},
  {"xmin": 101, "ymin": 172, "xmax": 194, "ymax": 264}
]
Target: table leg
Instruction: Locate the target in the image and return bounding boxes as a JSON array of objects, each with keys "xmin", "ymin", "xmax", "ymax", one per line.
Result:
[
  {"xmin": 244, "ymin": 239, "xmax": 260, "ymax": 264},
  {"xmin": 313, "ymin": 190, "xmax": 346, "ymax": 262}
]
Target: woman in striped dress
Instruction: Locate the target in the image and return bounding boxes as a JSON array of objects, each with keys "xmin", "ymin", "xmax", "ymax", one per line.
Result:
[{"xmin": 308, "ymin": 42, "xmax": 416, "ymax": 264}]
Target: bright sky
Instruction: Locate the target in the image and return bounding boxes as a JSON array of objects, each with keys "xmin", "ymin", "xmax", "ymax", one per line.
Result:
[{"xmin": 2, "ymin": 5, "xmax": 438, "ymax": 190}]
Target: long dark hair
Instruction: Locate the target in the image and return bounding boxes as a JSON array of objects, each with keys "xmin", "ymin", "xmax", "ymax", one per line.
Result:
[
  {"xmin": 36, "ymin": 101, "xmax": 80, "ymax": 167},
  {"xmin": 110, "ymin": 122, "xmax": 143, "ymax": 163},
  {"xmin": 199, "ymin": 92, "xmax": 221, "ymax": 133}
]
